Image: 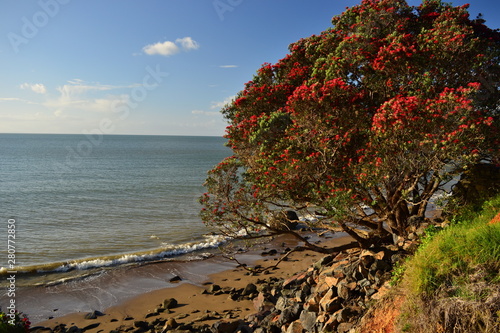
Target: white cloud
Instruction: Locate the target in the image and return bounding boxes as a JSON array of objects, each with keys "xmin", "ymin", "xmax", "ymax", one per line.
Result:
[
  {"xmin": 20, "ymin": 83, "xmax": 47, "ymax": 94},
  {"xmin": 219, "ymin": 65, "xmax": 238, "ymax": 68},
  {"xmin": 0, "ymin": 97, "xmax": 38, "ymax": 104},
  {"xmin": 55, "ymin": 80, "xmax": 128, "ymax": 98},
  {"xmin": 211, "ymin": 95, "xmax": 236, "ymax": 110},
  {"xmin": 143, "ymin": 37, "xmax": 199, "ymax": 56},
  {"xmin": 143, "ymin": 41, "xmax": 180, "ymax": 56},
  {"xmin": 46, "ymin": 80, "xmax": 139, "ymax": 116},
  {"xmin": 191, "ymin": 110, "xmax": 220, "ymax": 116},
  {"xmin": 176, "ymin": 37, "xmax": 200, "ymax": 51}
]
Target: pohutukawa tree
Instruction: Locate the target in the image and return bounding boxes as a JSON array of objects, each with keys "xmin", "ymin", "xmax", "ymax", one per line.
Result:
[{"xmin": 200, "ymin": 0, "xmax": 500, "ymax": 253}]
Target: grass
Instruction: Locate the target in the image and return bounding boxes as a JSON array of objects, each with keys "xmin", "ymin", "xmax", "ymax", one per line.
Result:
[
  {"xmin": 396, "ymin": 194, "xmax": 500, "ymax": 332},
  {"xmin": 406, "ymin": 195, "xmax": 500, "ymax": 296}
]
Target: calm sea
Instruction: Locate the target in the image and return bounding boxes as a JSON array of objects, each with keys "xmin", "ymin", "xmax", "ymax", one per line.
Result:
[{"xmin": 0, "ymin": 134, "xmax": 231, "ymax": 283}]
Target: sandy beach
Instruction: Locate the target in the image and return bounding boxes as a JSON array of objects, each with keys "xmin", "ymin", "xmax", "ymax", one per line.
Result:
[{"xmin": 33, "ymin": 233, "xmax": 353, "ymax": 332}]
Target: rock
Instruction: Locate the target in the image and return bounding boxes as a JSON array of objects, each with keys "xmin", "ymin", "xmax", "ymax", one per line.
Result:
[
  {"xmin": 228, "ymin": 292, "xmax": 240, "ymax": 301},
  {"xmin": 211, "ymin": 319, "xmax": 241, "ymax": 333},
  {"xmin": 275, "ymin": 296, "xmax": 291, "ymax": 311},
  {"xmin": 358, "ymin": 278, "xmax": 371, "ymax": 288},
  {"xmin": 337, "ymin": 322, "xmax": 354, "ymax": 333},
  {"xmin": 29, "ymin": 327, "xmax": 52, "ymax": 333},
  {"xmin": 278, "ymin": 303, "xmax": 303, "ymax": 327},
  {"xmin": 285, "ymin": 210, "xmax": 300, "ymax": 222},
  {"xmin": 162, "ymin": 318, "xmax": 178, "ymax": 331},
  {"xmin": 282, "ymin": 270, "xmax": 309, "ymax": 288},
  {"xmin": 286, "ymin": 320, "xmax": 305, "ymax": 333},
  {"xmin": 323, "ymin": 316, "xmax": 340, "ymax": 332},
  {"xmin": 403, "ymin": 240, "xmax": 419, "ymax": 252},
  {"xmin": 356, "ymin": 262, "xmax": 370, "ymax": 279},
  {"xmin": 337, "ymin": 282, "xmax": 350, "ymax": 300},
  {"xmin": 319, "ymin": 287, "xmax": 337, "ymax": 307},
  {"xmin": 84, "ymin": 310, "xmax": 104, "ymax": 319},
  {"xmin": 320, "ymin": 297, "xmax": 342, "ymax": 313},
  {"xmin": 169, "ymin": 275, "xmax": 182, "ymax": 283},
  {"xmin": 295, "ymin": 289, "xmax": 308, "ymax": 302},
  {"xmin": 253, "ymin": 292, "xmax": 276, "ymax": 312},
  {"xmin": 366, "ymin": 288, "xmax": 378, "ymax": 297},
  {"xmin": 207, "ymin": 284, "xmax": 222, "ymax": 294},
  {"xmin": 314, "ymin": 255, "xmax": 335, "ymax": 270},
  {"xmin": 334, "ymin": 306, "xmax": 357, "ymax": 323},
  {"xmin": 316, "ymin": 313, "xmax": 329, "ymax": 328},
  {"xmin": 163, "ymin": 297, "xmax": 178, "ymax": 309},
  {"xmin": 66, "ymin": 326, "xmax": 82, "ymax": 333},
  {"xmin": 195, "ymin": 312, "xmax": 220, "ymax": 322},
  {"xmin": 242, "ymin": 283, "xmax": 257, "ymax": 296},
  {"xmin": 299, "ymin": 310, "xmax": 318, "ymax": 332}
]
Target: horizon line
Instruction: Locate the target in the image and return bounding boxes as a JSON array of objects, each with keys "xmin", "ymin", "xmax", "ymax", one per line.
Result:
[{"xmin": 0, "ymin": 132, "xmax": 226, "ymax": 138}]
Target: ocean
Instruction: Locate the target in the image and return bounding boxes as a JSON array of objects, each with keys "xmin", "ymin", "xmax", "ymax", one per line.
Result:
[{"xmin": 0, "ymin": 134, "xmax": 232, "ymax": 284}]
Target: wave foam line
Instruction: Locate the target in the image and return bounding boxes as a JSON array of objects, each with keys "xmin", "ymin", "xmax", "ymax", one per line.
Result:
[{"xmin": 0, "ymin": 234, "xmax": 228, "ymax": 276}]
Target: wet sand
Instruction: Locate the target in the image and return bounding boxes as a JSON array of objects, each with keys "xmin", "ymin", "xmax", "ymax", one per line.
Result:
[{"xmin": 33, "ymin": 233, "xmax": 353, "ymax": 332}]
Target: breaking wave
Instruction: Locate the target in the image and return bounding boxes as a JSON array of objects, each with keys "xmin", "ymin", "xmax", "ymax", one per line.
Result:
[{"xmin": 0, "ymin": 234, "xmax": 228, "ymax": 276}]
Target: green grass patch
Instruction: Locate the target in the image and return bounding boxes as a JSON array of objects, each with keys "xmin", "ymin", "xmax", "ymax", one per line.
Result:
[
  {"xmin": 404, "ymin": 195, "xmax": 500, "ymax": 296},
  {"xmin": 396, "ymin": 194, "xmax": 500, "ymax": 332}
]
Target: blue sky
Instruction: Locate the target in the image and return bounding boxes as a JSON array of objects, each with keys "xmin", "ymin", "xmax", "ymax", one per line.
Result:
[{"xmin": 0, "ymin": 0, "xmax": 498, "ymax": 136}]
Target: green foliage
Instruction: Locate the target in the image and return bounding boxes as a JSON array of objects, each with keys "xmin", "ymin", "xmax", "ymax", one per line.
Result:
[
  {"xmin": 0, "ymin": 309, "xmax": 30, "ymax": 333},
  {"xmin": 390, "ymin": 258, "xmax": 408, "ymax": 286}
]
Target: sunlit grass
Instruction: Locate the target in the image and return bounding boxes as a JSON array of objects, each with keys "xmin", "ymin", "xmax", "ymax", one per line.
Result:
[{"xmin": 405, "ymin": 195, "xmax": 500, "ymax": 296}]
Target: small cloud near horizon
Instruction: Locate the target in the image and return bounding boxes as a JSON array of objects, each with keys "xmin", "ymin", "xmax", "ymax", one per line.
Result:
[
  {"xmin": 191, "ymin": 109, "xmax": 220, "ymax": 116},
  {"xmin": 219, "ymin": 65, "xmax": 238, "ymax": 68},
  {"xmin": 143, "ymin": 37, "xmax": 199, "ymax": 56},
  {"xmin": 211, "ymin": 95, "xmax": 236, "ymax": 110},
  {"xmin": 20, "ymin": 83, "xmax": 47, "ymax": 94}
]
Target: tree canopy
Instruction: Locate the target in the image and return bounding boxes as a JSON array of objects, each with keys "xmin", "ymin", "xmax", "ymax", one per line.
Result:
[{"xmin": 200, "ymin": 0, "xmax": 500, "ymax": 253}]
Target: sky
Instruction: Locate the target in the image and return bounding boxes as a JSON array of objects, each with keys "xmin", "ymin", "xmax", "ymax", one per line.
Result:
[{"xmin": 0, "ymin": 0, "xmax": 498, "ymax": 137}]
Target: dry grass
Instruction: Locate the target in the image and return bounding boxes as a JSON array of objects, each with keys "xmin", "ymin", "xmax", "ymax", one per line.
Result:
[{"xmin": 397, "ymin": 282, "xmax": 500, "ymax": 333}]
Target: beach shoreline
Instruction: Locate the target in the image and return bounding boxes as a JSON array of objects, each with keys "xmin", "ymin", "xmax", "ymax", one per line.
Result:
[{"xmin": 31, "ymin": 233, "xmax": 353, "ymax": 332}]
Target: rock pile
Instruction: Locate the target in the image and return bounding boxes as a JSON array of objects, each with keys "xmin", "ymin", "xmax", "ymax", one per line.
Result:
[
  {"xmin": 168, "ymin": 245, "xmax": 401, "ymax": 332},
  {"xmin": 239, "ymin": 246, "xmax": 401, "ymax": 333}
]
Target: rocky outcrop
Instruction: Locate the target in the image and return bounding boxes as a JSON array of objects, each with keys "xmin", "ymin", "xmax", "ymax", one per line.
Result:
[{"xmin": 239, "ymin": 246, "xmax": 401, "ymax": 333}]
